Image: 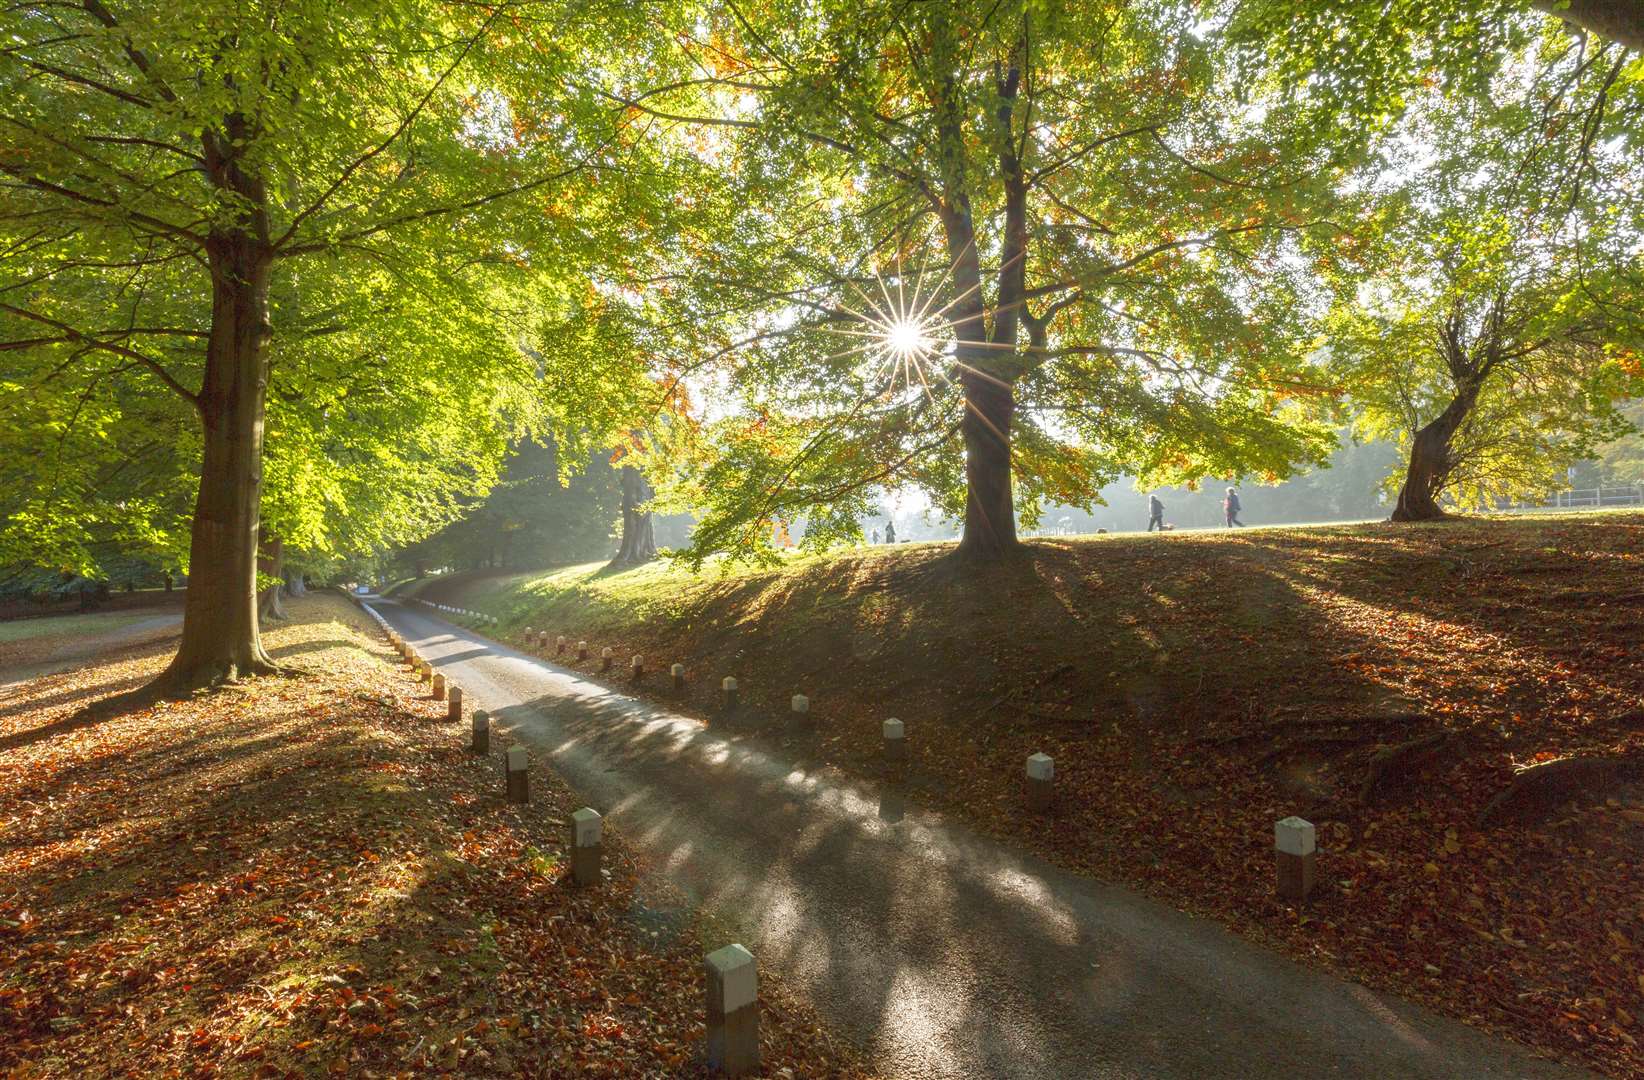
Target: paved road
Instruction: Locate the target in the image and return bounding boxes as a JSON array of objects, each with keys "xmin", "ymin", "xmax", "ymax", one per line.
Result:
[{"xmin": 373, "ymin": 600, "xmax": 1585, "ymax": 1080}]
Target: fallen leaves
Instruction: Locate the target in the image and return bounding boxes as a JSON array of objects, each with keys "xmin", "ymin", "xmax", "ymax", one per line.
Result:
[
  {"xmin": 0, "ymin": 595, "xmax": 872, "ymax": 1078},
  {"xmin": 456, "ymin": 514, "xmax": 1644, "ymax": 1078}
]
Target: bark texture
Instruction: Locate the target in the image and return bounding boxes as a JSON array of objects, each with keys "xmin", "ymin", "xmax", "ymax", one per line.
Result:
[
  {"xmin": 943, "ymin": 54, "xmax": 1029, "ymax": 561},
  {"xmin": 1530, "ymin": 0, "xmax": 1644, "ymax": 53},
  {"xmin": 162, "ymin": 115, "xmax": 278, "ymax": 689},
  {"xmin": 610, "ymin": 464, "xmax": 658, "ymax": 567},
  {"xmin": 258, "ymin": 532, "xmax": 286, "ymax": 622},
  {"xmin": 1389, "ymin": 296, "xmax": 1508, "ymax": 524},
  {"xmin": 1390, "ymin": 384, "xmax": 1480, "ymax": 522}
]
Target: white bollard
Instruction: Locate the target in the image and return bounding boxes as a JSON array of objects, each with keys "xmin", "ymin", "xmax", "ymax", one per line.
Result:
[
  {"xmin": 1025, "ymin": 752, "xmax": 1054, "ymax": 813},
  {"xmin": 721, "ymin": 676, "xmax": 738, "ymax": 713},
  {"xmin": 788, "ymin": 693, "xmax": 810, "ymax": 733},
  {"xmin": 447, "ymin": 685, "xmax": 462, "ymax": 722},
  {"xmin": 1275, "ymin": 816, "xmax": 1317, "ymax": 902},
  {"xmin": 705, "ymin": 944, "xmax": 759, "ymax": 1075},
  {"xmin": 556, "ymin": 634, "xmax": 567, "ymax": 655},
  {"xmin": 630, "ymin": 654, "xmax": 644, "ymax": 680},
  {"xmin": 570, "ymin": 807, "xmax": 603, "ymax": 887},
  {"xmin": 600, "ymin": 646, "xmax": 614, "ymax": 673},
  {"xmin": 471, "ymin": 709, "xmax": 489, "ymax": 754},
  {"xmin": 431, "ymin": 672, "xmax": 446, "ymax": 700},
  {"xmin": 505, "ymin": 745, "xmax": 529, "ymax": 804},
  {"xmin": 671, "ymin": 663, "xmax": 686, "ymax": 691},
  {"xmin": 577, "ymin": 640, "xmax": 589, "ymax": 661},
  {"xmin": 883, "ymin": 718, "xmax": 906, "ymax": 764}
]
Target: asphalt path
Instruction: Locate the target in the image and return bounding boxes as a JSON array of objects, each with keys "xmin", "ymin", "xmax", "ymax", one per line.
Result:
[{"xmin": 372, "ymin": 598, "xmax": 1586, "ymax": 1080}]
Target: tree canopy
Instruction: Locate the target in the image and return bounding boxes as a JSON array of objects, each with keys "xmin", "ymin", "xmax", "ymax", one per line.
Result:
[
  {"xmin": 0, "ymin": 0, "xmax": 676, "ymax": 684},
  {"xmin": 1323, "ymin": 23, "xmax": 1644, "ymax": 517},
  {"xmin": 608, "ymin": 0, "xmax": 1355, "ymax": 564}
]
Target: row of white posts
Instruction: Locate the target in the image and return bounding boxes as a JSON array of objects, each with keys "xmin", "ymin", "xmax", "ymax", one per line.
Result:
[
  {"xmin": 389, "ymin": 602, "xmax": 1325, "ymax": 1075},
  {"xmin": 369, "ymin": 604, "xmax": 764, "ymax": 1074}
]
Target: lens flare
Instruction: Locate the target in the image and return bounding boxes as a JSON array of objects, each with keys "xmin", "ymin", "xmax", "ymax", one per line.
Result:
[{"xmin": 885, "ymin": 318, "xmax": 931, "ymax": 359}]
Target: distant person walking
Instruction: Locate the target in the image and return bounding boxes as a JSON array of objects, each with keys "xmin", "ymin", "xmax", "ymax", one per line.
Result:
[
  {"xmin": 1224, "ymin": 487, "xmax": 1244, "ymax": 528},
  {"xmin": 884, "ymin": 522, "xmax": 897, "ymax": 544},
  {"xmin": 1147, "ymin": 494, "xmax": 1166, "ymax": 532},
  {"xmin": 871, "ymin": 529, "xmax": 880, "ymax": 544}
]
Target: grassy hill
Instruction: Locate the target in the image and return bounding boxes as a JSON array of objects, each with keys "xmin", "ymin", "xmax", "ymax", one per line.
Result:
[{"xmin": 414, "ymin": 512, "xmax": 1644, "ymax": 1075}]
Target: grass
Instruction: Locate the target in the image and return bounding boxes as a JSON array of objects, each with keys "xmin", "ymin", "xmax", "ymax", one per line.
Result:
[
  {"xmin": 0, "ymin": 594, "xmax": 870, "ymax": 1078},
  {"xmin": 418, "ymin": 510, "xmax": 1644, "ymax": 1077},
  {"xmin": 0, "ymin": 611, "xmax": 154, "ymax": 645}
]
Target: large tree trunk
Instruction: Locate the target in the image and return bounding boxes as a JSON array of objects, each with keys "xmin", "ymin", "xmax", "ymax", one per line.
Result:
[
  {"xmin": 955, "ymin": 368, "xmax": 1019, "ymax": 558},
  {"xmin": 947, "ymin": 51, "xmax": 1028, "ymax": 562},
  {"xmin": 1391, "ymin": 386, "xmax": 1478, "ymax": 522},
  {"xmin": 163, "ymin": 127, "xmax": 277, "ymax": 688},
  {"xmin": 1530, "ymin": 0, "xmax": 1644, "ymax": 53},
  {"xmin": 942, "ymin": 204, "xmax": 1022, "ymax": 560},
  {"xmin": 610, "ymin": 464, "xmax": 658, "ymax": 567}
]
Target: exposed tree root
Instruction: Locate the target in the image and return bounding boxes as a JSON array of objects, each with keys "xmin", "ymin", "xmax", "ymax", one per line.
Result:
[
  {"xmin": 1358, "ymin": 729, "xmax": 1461, "ymax": 805},
  {"xmin": 1256, "ymin": 732, "xmax": 1376, "ymax": 768},
  {"xmin": 155, "ymin": 655, "xmax": 286, "ymax": 696},
  {"xmin": 1189, "ymin": 711, "xmax": 1431, "ymax": 749},
  {"xmin": 1478, "ymin": 754, "xmax": 1644, "ymax": 828}
]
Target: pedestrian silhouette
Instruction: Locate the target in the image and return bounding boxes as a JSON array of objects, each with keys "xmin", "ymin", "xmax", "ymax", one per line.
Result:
[
  {"xmin": 1147, "ymin": 494, "xmax": 1166, "ymax": 532},
  {"xmin": 1224, "ymin": 487, "xmax": 1244, "ymax": 528},
  {"xmin": 885, "ymin": 522, "xmax": 897, "ymax": 543}
]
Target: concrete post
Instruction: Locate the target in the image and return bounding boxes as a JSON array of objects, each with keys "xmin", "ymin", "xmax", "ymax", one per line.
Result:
[
  {"xmin": 471, "ymin": 709, "xmax": 489, "ymax": 755},
  {"xmin": 432, "ymin": 672, "xmax": 446, "ymax": 700},
  {"xmin": 505, "ymin": 745, "xmax": 529, "ymax": 804},
  {"xmin": 788, "ymin": 694, "xmax": 810, "ymax": 734},
  {"xmin": 1275, "ymin": 816, "xmax": 1317, "ymax": 902},
  {"xmin": 538, "ymin": 630, "xmax": 549, "ymax": 650},
  {"xmin": 1025, "ymin": 752, "xmax": 1054, "ymax": 813},
  {"xmin": 705, "ymin": 944, "xmax": 759, "ymax": 1075},
  {"xmin": 630, "ymin": 654, "xmax": 644, "ymax": 680},
  {"xmin": 721, "ymin": 676, "xmax": 738, "ymax": 713},
  {"xmin": 447, "ymin": 685, "xmax": 462, "ymax": 722},
  {"xmin": 577, "ymin": 640, "xmax": 590, "ymax": 661},
  {"xmin": 883, "ymin": 718, "xmax": 906, "ymax": 764},
  {"xmin": 556, "ymin": 634, "xmax": 567, "ymax": 655},
  {"xmin": 419, "ymin": 661, "xmax": 432, "ymax": 684},
  {"xmin": 671, "ymin": 663, "xmax": 686, "ymax": 691},
  {"xmin": 570, "ymin": 807, "xmax": 603, "ymax": 887},
  {"xmin": 600, "ymin": 646, "xmax": 614, "ymax": 673}
]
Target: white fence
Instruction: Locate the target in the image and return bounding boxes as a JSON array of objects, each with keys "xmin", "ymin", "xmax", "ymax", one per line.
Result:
[{"xmin": 1498, "ymin": 485, "xmax": 1644, "ymax": 511}]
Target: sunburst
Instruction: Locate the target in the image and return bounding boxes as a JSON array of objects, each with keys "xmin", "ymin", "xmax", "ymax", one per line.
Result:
[{"xmin": 817, "ymin": 255, "xmax": 962, "ymax": 405}]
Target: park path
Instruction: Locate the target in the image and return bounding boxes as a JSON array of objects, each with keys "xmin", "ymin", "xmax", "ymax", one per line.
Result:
[
  {"xmin": 372, "ymin": 599, "xmax": 1587, "ymax": 1080},
  {"xmin": 0, "ymin": 611, "xmax": 183, "ymax": 689}
]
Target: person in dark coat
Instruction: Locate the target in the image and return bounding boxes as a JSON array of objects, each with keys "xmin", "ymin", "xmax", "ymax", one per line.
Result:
[
  {"xmin": 1224, "ymin": 487, "xmax": 1244, "ymax": 527},
  {"xmin": 884, "ymin": 521, "xmax": 897, "ymax": 543},
  {"xmin": 1147, "ymin": 494, "xmax": 1166, "ymax": 532}
]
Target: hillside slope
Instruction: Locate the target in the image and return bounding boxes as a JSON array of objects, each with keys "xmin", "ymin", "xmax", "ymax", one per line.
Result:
[{"xmin": 416, "ymin": 514, "xmax": 1644, "ymax": 1075}]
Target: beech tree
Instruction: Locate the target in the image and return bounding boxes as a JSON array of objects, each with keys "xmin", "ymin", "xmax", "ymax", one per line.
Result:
[
  {"xmin": 0, "ymin": 0, "xmax": 659, "ymax": 686},
  {"xmin": 1324, "ymin": 26, "xmax": 1644, "ymax": 519},
  {"xmin": 615, "ymin": 0, "xmax": 1345, "ymax": 562}
]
